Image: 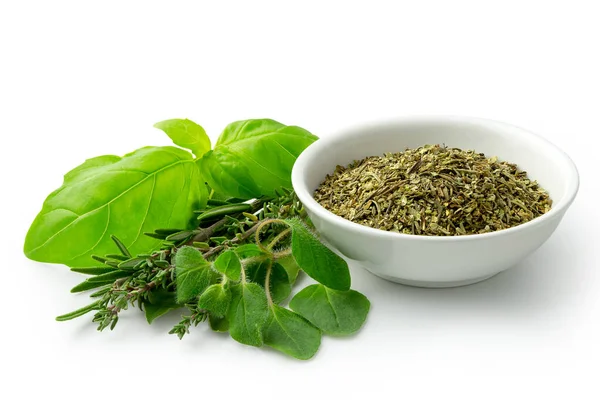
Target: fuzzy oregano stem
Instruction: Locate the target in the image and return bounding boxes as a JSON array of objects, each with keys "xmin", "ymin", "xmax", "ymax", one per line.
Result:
[
  {"xmin": 254, "ymin": 218, "xmax": 287, "ymax": 252},
  {"xmin": 272, "ymin": 248, "xmax": 292, "ymax": 260},
  {"xmin": 264, "ymin": 259, "xmax": 274, "ymax": 305},
  {"xmin": 267, "ymin": 228, "xmax": 291, "ymax": 251},
  {"xmin": 240, "ymin": 258, "xmax": 247, "ymax": 283}
]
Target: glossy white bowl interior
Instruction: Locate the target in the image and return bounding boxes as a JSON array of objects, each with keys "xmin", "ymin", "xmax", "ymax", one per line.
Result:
[{"xmin": 292, "ymin": 116, "xmax": 579, "ymax": 288}]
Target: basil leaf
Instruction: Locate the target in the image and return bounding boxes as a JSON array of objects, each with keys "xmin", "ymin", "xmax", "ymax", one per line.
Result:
[
  {"xmin": 154, "ymin": 118, "xmax": 211, "ymax": 158},
  {"xmin": 198, "ymin": 284, "xmax": 231, "ymax": 317},
  {"xmin": 175, "ymin": 246, "xmax": 215, "ymax": 303},
  {"xmin": 227, "ymin": 283, "xmax": 268, "ymax": 347},
  {"xmin": 213, "ymin": 250, "xmax": 242, "ymax": 281},
  {"xmin": 24, "ymin": 147, "xmax": 207, "ymax": 267},
  {"xmin": 197, "ymin": 119, "xmax": 318, "ymax": 199},
  {"xmin": 246, "ymin": 261, "xmax": 291, "ymax": 304},
  {"xmin": 263, "ymin": 305, "xmax": 321, "ymax": 360},
  {"xmin": 289, "ymin": 284, "xmax": 370, "ymax": 336},
  {"xmin": 286, "ymin": 218, "xmax": 351, "ymax": 291},
  {"xmin": 197, "ymin": 148, "xmax": 261, "ymax": 199}
]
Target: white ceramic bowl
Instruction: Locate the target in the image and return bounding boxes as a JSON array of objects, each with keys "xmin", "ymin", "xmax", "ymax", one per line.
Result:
[{"xmin": 292, "ymin": 116, "xmax": 579, "ymax": 288}]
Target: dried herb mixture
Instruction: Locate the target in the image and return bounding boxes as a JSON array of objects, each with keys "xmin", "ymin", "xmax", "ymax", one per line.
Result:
[{"xmin": 314, "ymin": 144, "xmax": 552, "ymax": 236}]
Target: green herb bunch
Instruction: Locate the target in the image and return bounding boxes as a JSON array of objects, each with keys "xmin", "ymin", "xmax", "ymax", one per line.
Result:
[{"xmin": 24, "ymin": 118, "xmax": 370, "ymax": 360}]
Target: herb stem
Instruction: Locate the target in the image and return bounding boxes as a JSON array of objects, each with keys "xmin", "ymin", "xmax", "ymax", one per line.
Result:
[
  {"xmin": 254, "ymin": 218, "xmax": 287, "ymax": 252},
  {"xmin": 202, "ymin": 221, "xmax": 262, "ymax": 259},
  {"xmin": 273, "ymin": 248, "xmax": 292, "ymax": 260},
  {"xmin": 240, "ymin": 259, "xmax": 247, "ymax": 283},
  {"xmin": 190, "ymin": 219, "xmax": 228, "ymax": 243},
  {"xmin": 189, "ymin": 198, "xmax": 266, "ymax": 244},
  {"xmin": 267, "ymin": 228, "xmax": 291, "ymax": 251},
  {"xmin": 264, "ymin": 259, "xmax": 273, "ymax": 305}
]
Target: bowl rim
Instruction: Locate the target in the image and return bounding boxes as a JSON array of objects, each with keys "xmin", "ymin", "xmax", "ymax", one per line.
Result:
[{"xmin": 291, "ymin": 115, "xmax": 580, "ymax": 242}]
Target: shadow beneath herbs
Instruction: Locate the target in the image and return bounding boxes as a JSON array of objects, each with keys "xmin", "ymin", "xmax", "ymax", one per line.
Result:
[{"xmin": 351, "ymin": 228, "xmax": 586, "ymax": 325}]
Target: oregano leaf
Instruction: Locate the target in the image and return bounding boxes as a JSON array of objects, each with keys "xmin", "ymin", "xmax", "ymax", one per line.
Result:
[
  {"xmin": 246, "ymin": 261, "xmax": 291, "ymax": 304},
  {"xmin": 289, "ymin": 284, "xmax": 370, "ymax": 336},
  {"xmin": 208, "ymin": 314, "xmax": 229, "ymax": 332},
  {"xmin": 175, "ymin": 246, "xmax": 215, "ymax": 303},
  {"xmin": 234, "ymin": 243, "xmax": 268, "ymax": 258},
  {"xmin": 145, "ymin": 289, "xmax": 180, "ymax": 324},
  {"xmin": 198, "ymin": 284, "xmax": 231, "ymax": 317},
  {"xmin": 263, "ymin": 305, "xmax": 321, "ymax": 360},
  {"xmin": 144, "ymin": 304, "xmax": 176, "ymax": 324},
  {"xmin": 213, "ymin": 250, "xmax": 241, "ymax": 281},
  {"xmin": 276, "ymin": 255, "xmax": 300, "ymax": 284},
  {"xmin": 227, "ymin": 283, "xmax": 268, "ymax": 347},
  {"xmin": 286, "ymin": 218, "xmax": 350, "ymax": 291}
]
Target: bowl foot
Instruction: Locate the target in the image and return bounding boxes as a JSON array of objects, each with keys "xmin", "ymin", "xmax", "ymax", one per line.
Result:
[{"xmin": 367, "ymin": 271, "xmax": 500, "ymax": 288}]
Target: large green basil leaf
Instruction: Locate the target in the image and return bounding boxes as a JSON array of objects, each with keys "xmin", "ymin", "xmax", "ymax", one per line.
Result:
[
  {"xmin": 24, "ymin": 146, "xmax": 207, "ymax": 267},
  {"xmin": 197, "ymin": 119, "xmax": 318, "ymax": 199}
]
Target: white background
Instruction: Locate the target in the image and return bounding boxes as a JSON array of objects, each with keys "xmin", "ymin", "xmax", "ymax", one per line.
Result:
[{"xmin": 1, "ymin": 1, "xmax": 598, "ymax": 399}]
